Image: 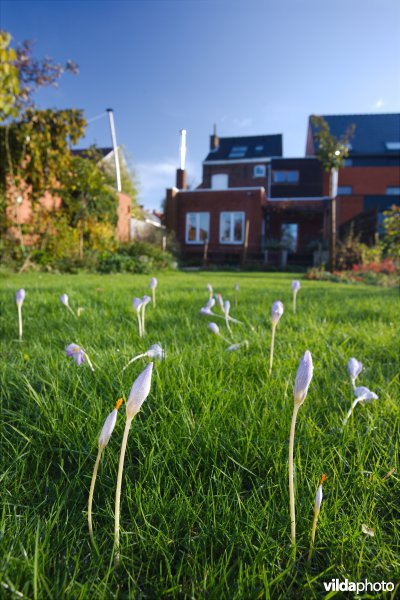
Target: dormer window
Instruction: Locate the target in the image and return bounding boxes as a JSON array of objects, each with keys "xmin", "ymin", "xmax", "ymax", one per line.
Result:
[
  {"xmin": 229, "ymin": 146, "xmax": 248, "ymax": 158},
  {"xmin": 255, "ymin": 145, "xmax": 264, "ymax": 152},
  {"xmin": 272, "ymin": 170, "xmax": 299, "ymax": 184},
  {"xmin": 253, "ymin": 165, "xmax": 266, "ymax": 178}
]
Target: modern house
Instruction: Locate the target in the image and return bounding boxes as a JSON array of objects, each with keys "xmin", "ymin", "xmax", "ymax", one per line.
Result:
[{"xmin": 165, "ymin": 114, "xmax": 400, "ymax": 265}]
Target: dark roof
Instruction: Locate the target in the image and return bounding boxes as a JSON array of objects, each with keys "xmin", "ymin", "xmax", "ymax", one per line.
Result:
[
  {"xmin": 309, "ymin": 113, "xmax": 400, "ymax": 155},
  {"xmin": 204, "ymin": 134, "xmax": 283, "ymax": 161},
  {"xmin": 71, "ymin": 147, "xmax": 113, "ymax": 159}
]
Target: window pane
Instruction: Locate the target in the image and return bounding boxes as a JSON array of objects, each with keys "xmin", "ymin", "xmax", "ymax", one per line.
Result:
[
  {"xmin": 273, "ymin": 171, "xmax": 285, "ymax": 183},
  {"xmin": 281, "ymin": 223, "xmax": 298, "ymax": 252},
  {"xmin": 233, "ymin": 213, "xmax": 243, "ymax": 241},
  {"xmin": 220, "ymin": 214, "xmax": 231, "ymax": 242},
  {"xmin": 199, "ymin": 213, "xmax": 209, "ymax": 241},
  {"xmin": 187, "ymin": 214, "xmax": 197, "ymax": 241},
  {"xmin": 287, "ymin": 171, "xmax": 299, "ymax": 183}
]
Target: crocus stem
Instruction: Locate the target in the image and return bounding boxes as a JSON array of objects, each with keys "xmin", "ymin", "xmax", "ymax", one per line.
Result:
[
  {"xmin": 122, "ymin": 353, "xmax": 147, "ymax": 371},
  {"xmin": 152, "ymin": 288, "xmax": 156, "ymax": 308},
  {"xmin": 88, "ymin": 446, "xmax": 103, "ymax": 546},
  {"xmin": 83, "ymin": 352, "xmax": 95, "ymax": 372},
  {"xmin": 269, "ymin": 324, "xmax": 276, "ymax": 375},
  {"xmin": 141, "ymin": 305, "xmax": 146, "ymax": 336},
  {"xmin": 17, "ymin": 304, "xmax": 23, "ymax": 339},
  {"xmin": 343, "ymin": 399, "xmax": 359, "ymax": 426},
  {"xmin": 67, "ymin": 305, "xmax": 77, "ymax": 318},
  {"xmin": 308, "ymin": 506, "xmax": 320, "ymax": 563},
  {"xmin": 289, "ymin": 403, "xmax": 300, "ymax": 545},
  {"xmin": 225, "ymin": 315, "xmax": 233, "ymax": 335},
  {"xmin": 137, "ymin": 313, "xmax": 143, "ymax": 337},
  {"xmin": 218, "ymin": 332, "xmax": 233, "ymax": 345},
  {"xmin": 115, "ymin": 416, "xmax": 133, "ymax": 561},
  {"xmin": 293, "ymin": 292, "xmax": 297, "ymax": 314}
]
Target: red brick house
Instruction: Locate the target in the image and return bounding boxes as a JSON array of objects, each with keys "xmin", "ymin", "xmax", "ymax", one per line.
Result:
[
  {"xmin": 165, "ymin": 114, "xmax": 400, "ymax": 265},
  {"xmin": 6, "ymin": 146, "xmax": 133, "ymax": 246}
]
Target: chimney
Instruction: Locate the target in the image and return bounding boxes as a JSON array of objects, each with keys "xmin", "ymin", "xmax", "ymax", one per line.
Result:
[
  {"xmin": 210, "ymin": 123, "xmax": 219, "ymax": 151},
  {"xmin": 176, "ymin": 128, "xmax": 187, "ymax": 189}
]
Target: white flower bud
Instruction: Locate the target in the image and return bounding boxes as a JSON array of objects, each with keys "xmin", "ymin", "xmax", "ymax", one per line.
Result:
[
  {"xmin": 208, "ymin": 322, "xmax": 219, "ymax": 335},
  {"xmin": 354, "ymin": 386, "xmax": 378, "ymax": 403},
  {"xmin": 271, "ymin": 300, "xmax": 284, "ymax": 325},
  {"xmin": 126, "ymin": 363, "xmax": 153, "ymax": 419},
  {"xmin": 147, "ymin": 343, "xmax": 164, "ymax": 360},
  {"xmin": 133, "ymin": 297, "xmax": 142, "ymax": 311},
  {"xmin": 348, "ymin": 357, "xmax": 362, "ymax": 381},
  {"xmin": 315, "ymin": 484, "xmax": 323, "ymax": 511},
  {"xmin": 292, "ymin": 280, "xmax": 301, "ymax": 292},
  {"xmin": 207, "ymin": 283, "xmax": 213, "ymax": 293},
  {"xmin": 294, "ymin": 350, "xmax": 313, "ymax": 406},
  {"xmin": 149, "ymin": 277, "xmax": 158, "ymax": 289},
  {"xmin": 206, "ymin": 298, "xmax": 216, "ymax": 310},
  {"xmin": 98, "ymin": 398, "xmax": 123, "ymax": 449},
  {"xmin": 223, "ymin": 300, "xmax": 230, "ymax": 316}
]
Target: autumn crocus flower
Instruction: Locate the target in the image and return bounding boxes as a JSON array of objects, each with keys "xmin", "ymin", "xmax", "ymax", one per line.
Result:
[
  {"xmin": 60, "ymin": 293, "xmax": 76, "ymax": 317},
  {"xmin": 269, "ymin": 301, "xmax": 284, "ymax": 375},
  {"xmin": 207, "ymin": 283, "xmax": 213, "ymax": 301},
  {"xmin": 149, "ymin": 277, "xmax": 157, "ymax": 307},
  {"xmin": 226, "ymin": 340, "xmax": 249, "ymax": 352},
  {"xmin": 16, "ymin": 288, "xmax": 26, "ymax": 339},
  {"xmin": 347, "ymin": 357, "xmax": 363, "ymax": 389},
  {"xmin": 343, "ymin": 386, "xmax": 378, "ymax": 426},
  {"xmin": 122, "ymin": 343, "xmax": 165, "ymax": 371},
  {"xmin": 308, "ymin": 474, "xmax": 327, "ymax": 563},
  {"xmin": 65, "ymin": 343, "xmax": 95, "ymax": 371},
  {"xmin": 291, "ymin": 280, "xmax": 301, "ymax": 314},
  {"xmin": 289, "ymin": 350, "xmax": 313, "ymax": 544},
  {"xmin": 115, "ymin": 363, "xmax": 153, "ymax": 559},
  {"xmin": 208, "ymin": 322, "xmax": 232, "ymax": 345},
  {"xmin": 88, "ymin": 398, "xmax": 123, "ymax": 545}
]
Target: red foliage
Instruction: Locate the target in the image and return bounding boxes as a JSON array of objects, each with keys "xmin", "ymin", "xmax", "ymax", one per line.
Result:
[{"xmin": 352, "ymin": 259, "xmax": 396, "ymax": 274}]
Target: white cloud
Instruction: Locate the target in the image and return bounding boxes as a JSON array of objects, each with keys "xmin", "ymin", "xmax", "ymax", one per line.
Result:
[
  {"xmin": 232, "ymin": 117, "xmax": 253, "ymax": 129},
  {"xmin": 374, "ymin": 99, "xmax": 384, "ymax": 108}
]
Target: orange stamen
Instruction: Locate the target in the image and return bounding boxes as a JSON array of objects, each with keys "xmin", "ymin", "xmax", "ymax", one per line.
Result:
[
  {"xmin": 115, "ymin": 398, "xmax": 124, "ymax": 411},
  {"xmin": 320, "ymin": 473, "xmax": 327, "ymax": 485}
]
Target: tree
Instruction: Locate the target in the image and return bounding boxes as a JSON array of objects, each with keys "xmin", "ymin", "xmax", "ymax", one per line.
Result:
[
  {"xmin": 59, "ymin": 153, "xmax": 118, "ymax": 259},
  {"xmin": 0, "ymin": 31, "xmax": 83, "ymax": 250},
  {"xmin": 311, "ymin": 115, "xmax": 355, "ymax": 271}
]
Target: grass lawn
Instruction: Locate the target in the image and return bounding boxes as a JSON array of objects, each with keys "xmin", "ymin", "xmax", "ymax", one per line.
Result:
[{"xmin": 1, "ymin": 271, "xmax": 399, "ymax": 599}]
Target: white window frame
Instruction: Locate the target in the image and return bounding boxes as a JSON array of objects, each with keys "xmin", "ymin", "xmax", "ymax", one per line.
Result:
[
  {"xmin": 253, "ymin": 164, "xmax": 266, "ymax": 178},
  {"xmin": 185, "ymin": 212, "xmax": 210, "ymax": 244},
  {"xmin": 219, "ymin": 211, "xmax": 245, "ymax": 245}
]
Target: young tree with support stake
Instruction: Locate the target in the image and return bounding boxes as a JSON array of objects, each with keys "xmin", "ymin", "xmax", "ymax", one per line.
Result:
[{"xmin": 311, "ymin": 116, "xmax": 355, "ymax": 272}]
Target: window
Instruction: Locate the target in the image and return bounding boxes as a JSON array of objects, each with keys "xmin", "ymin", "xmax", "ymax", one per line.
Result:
[
  {"xmin": 272, "ymin": 170, "xmax": 299, "ymax": 184},
  {"xmin": 386, "ymin": 142, "xmax": 400, "ymax": 151},
  {"xmin": 281, "ymin": 223, "xmax": 298, "ymax": 252},
  {"xmin": 228, "ymin": 146, "xmax": 248, "ymax": 158},
  {"xmin": 338, "ymin": 186, "xmax": 353, "ymax": 195},
  {"xmin": 186, "ymin": 212, "xmax": 210, "ymax": 244},
  {"xmin": 220, "ymin": 212, "xmax": 245, "ymax": 244},
  {"xmin": 253, "ymin": 164, "xmax": 266, "ymax": 177},
  {"xmin": 387, "ymin": 186, "xmax": 400, "ymax": 195},
  {"xmin": 344, "ymin": 159, "xmax": 353, "ymax": 167},
  {"xmin": 211, "ymin": 173, "xmax": 228, "ymax": 189},
  {"xmin": 255, "ymin": 145, "xmax": 264, "ymax": 152}
]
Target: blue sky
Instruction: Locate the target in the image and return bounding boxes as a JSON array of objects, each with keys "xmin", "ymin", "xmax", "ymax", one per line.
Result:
[{"xmin": 2, "ymin": 0, "xmax": 400, "ymax": 210}]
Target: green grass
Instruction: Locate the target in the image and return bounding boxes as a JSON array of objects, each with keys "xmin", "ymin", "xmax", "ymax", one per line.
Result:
[{"xmin": 1, "ymin": 271, "xmax": 399, "ymax": 599}]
